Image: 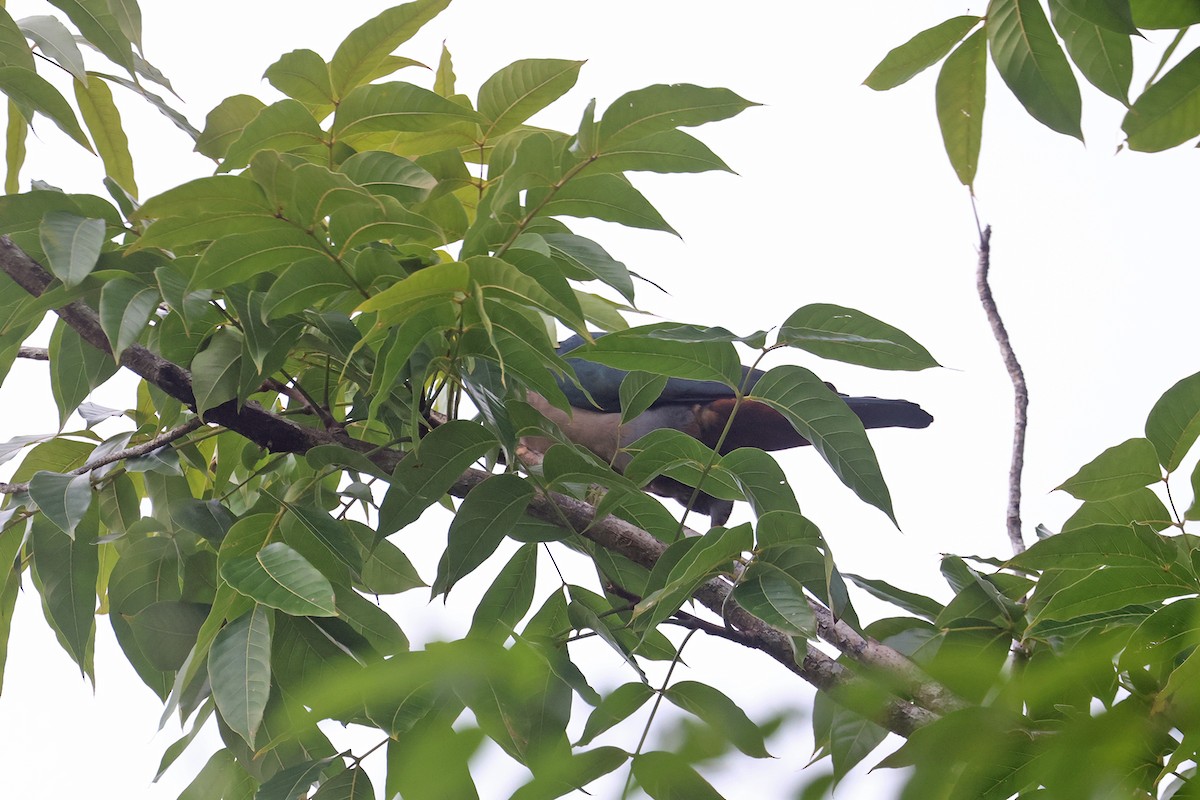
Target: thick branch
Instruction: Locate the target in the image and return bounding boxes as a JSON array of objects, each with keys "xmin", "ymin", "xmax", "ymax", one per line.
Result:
[
  {"xmin": 975, "ymin": 225, "xmax": 1029, "ymax": 556},
  {"xmin": 18, "ymin": 345, "xmax": 47, "ymax": 360},
  {"xmin": 0, "ymin": 236, "xmax": 947, "ymax": 737}
]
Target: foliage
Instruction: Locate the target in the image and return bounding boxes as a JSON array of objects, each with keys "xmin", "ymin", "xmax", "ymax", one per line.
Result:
[{"xmin": 0, "ymin": 1, "xmax": 1199, "ymax": 799}]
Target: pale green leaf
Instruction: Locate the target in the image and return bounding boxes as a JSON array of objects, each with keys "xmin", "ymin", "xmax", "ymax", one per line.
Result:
[
  {"xmin": 327, "ymin": 0, "xmax": 451, "ymax": 98},
  {"xmin": 865, "ymin": 16, "xmax": 983, "ymax": 90},
  {"xmin": 478, "ymin": 58, "xmax": 584, "ymax": 137},
  {"xmin": 40, "ymin": 211, "xmax": 104, "ymax": 287},
  {"xmin": 597, "ymin": 83, "xmax": 756, "ymax": 147},
  {"xmin": 936, "ymin": 28, "xmax": 987, "ymax": 187},
  {"xmin": 208, "ymin": 604, "xmax": 272, "ymax": 746},
  {"xmin": 220, "ymin": 542, "xmax": 337, "ymax": 616},
  {"xmin": 74, "ymin": 75, "xmax": 137, "ymax": 196},
  {"xmin": 778, "ymin": 303, "xmax": 939, "ymax": 370},
  {"xmin": 28, "ymin": 471, "xmax": 92, "ymax": 538},
  {"xmin": 1056, "ymin": 438, "xmax": 1162, "ymax": 499}
]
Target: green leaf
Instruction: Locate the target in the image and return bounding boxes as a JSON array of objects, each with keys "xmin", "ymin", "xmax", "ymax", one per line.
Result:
[
  {"xmin": 220, "ymin": 99, "xmax": 325, "ymax": 170},
  {"xmin": 664, "ymin": 681, "xmax": 771, "ymax": 758},
  {"xmin": 262, "ymin": 256, "xmax": 355, "ymax": 320},
  {"xmin": 74, "ymin": 75, "xmax": 137, "ymax": 196},
  {"xmin": 281, "ymin": 502, "xmax": 364, "ymax": 577},
  {"xmin": 0, "ymin": 9, "xmax": 35, "ymax": 72},
  {"xmin": 845, "ymin": 574, "xmax": 945, "ymax": 620},
  {"xmin": 1145, "ymin": 369, "xmax": 1200, "ymax": 471},
  {"xmin": 468, "ymin": 255, "xmax": 588, "ymax": 334},
  {"xmin": 528, "ymin": 173, "xmax": 675, "ymax": 234},
  {"xmin": 48, "ymin": 320, "xmax": 119, "ymax": 427},
  {"xmin": 208, "ymin": 604, "xmax": 273, "ymax": 747},
  {"xmin": 30, "ymin": 510, "xmax": 98, "ymax": 677},
  {"xmin": 433, "ymin": 474, "xmax": 535, "ymax": 597},
  {"xmin": 135, "ymin": 174, "xmax": 271, "ymax": 221},
  {"xmin": 195, "ymin": 94, "xmax": 266, "ymax": 160},
  {"xmin": 865, "ymin": 16, "xmax": 983, "ymax": 90},
  {"xmin": 356, "ymin": 260, "xmax": 469, "ymax": 322},
  {"xmin": 434, "ymin": 44, "xmax": 455, "ymax": 97},
  {"xmin": 124, "ymin": 601, "xmax": 209, "ymax": 671},
  {"xmin": 1008, "ymin": 523, "xmax": 1175, "ymax": 570},
  {"xmin": 585, "ymin": 128, "xmax": 732, "ymax": 175},
  {"xmin": 6, "ymin": 98, "xmax": 27, "ymax": 194},
  {"xmin": 328, "ymin": 0, "xmax": 451, "ymax": 98},
  {"xmin": 339, "ymin": 150, "xmax": 437, "ymax": 204},
  {"xmin": 191, "ymin": 228, "xmax": 328, "ymax": 292},
  {"xmin": 468, "ymin": 543, "xmax": 537, "ymax": 642},
  {"xmin": 0, "ymin": 65, "xmax": 92, "ymax": 150},
  {"xmin": 748, "ymin": 365, "xmax": 895, "ymax": 523},
  {"xmin": 220, "ymin": 542, "xmax": 338, "ymax": 616},
  {"xmin": 1056, "ymin": 438, "xmax": 1162, "ymax": 500},
  {"xmin": 332, "ymin": 81, "xmax": 483, "ymax": 143},
  {"xmin": 577, "ymin": 682, "xmax": 653, "ymax": 746},
  {"xmin": 730, "ymin": 561, "xmax": 815, "ymax": 635},
  {"xmin": 377, "ymin": 420, "xmax": 496, "ymax": 537},
  {"xmin": 543, "ymin": 232, "xmax": 635, "ymax": 303},
  {"xmin": 28, "ymin": 471, "xmax": 92, "ymax": 538},
  {"xmin": 1055, "ymin": 0, "xmax": 1138, "ymax": 32},
  {"xmin": 19, "ymin": 16, "xmax": 81, "ymax": 80},
  {"xmin": 619, "ymin": 372, "xmax": 668, "ymax": 425},
  {"xmin": 98, "ymin": 274, "xmax": 159, "ymax": 358},
  {"xmin": 778, "ymin": 303, "xmax": 938, "ymax": 370},
  {"xmin": 1066, "ymin": 487, "xmax": 1174, "ymax": 530},
  {"xmin": 47, "ymin": 0, "xmax": 135, "ymax": 74},
  {"xmin": 312, "ymin": 765, "xmax": 374, "ymax": 800},
  {"xmin": 478, "ymin": 58, "xmax": 584, "ymax": 137},
  {"xmin": 987, "ymin": 0, "xmax": 1083, "ymax": 139},
  {"xmin": 721, "ymin": 448, "xmax": 800, "ymax": 517},
  {"xmin": 265, "ymin": 49, "xmax": 334, "ymax": 107},
  {"xmin": 632, "ymin": 751, "xmax": 725, "ymax": 800},
  {"xmin": 190, "ymin": 327, "xmax": 242, "ymax": 420},
  {"xmin": 1123, "ymin": 47, "xmax": 1200, "ymax": 152},
  {"xmin": 385, "ymin": 718, "xmax": 480, "ymax": 800},
  {"xmin": 509, "ymin": 747, "xmax": 628, "ymax": 800},
  {"xmin": 1130, "ymin": 0, "xmax": 1200, "ymax": 28},
  {"xmin": 40, "ymin": 211, "xmax": 104, "ymax": 287},
  {"xmin": 597, "ymin": 83, "xmax": 756, "ymax": 147},
  {"xmin": 936, "ymin": 28, "xmax": 987, "ymax": 187},
  {"xmin": 1036, "ymin": 565, "xmax": 1193, "ymax": 621},
  {"xmin": 814, "ymin": 694, "xmax": 889, "ymax": 784},
  {"xmin": 1049, "ymin": 0, "xmax": 1134, "ymax": 104},
  {"xmin": 565, "ymin": 326, "xmax": 742, "ymax": 385},
  {"xmin": 256, "ymin": 757, "xmax": 336, "ymax": 800}
]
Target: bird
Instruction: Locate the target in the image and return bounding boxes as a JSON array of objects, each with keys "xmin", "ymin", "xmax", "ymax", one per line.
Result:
[{"xmin": 521, "ymin": 333, "xmax": 933, "ymax": 525}]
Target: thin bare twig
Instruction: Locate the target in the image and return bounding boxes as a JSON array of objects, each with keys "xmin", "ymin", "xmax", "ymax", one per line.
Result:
[
  {"xmin": 975, "ymin": 224, "xmax": 1029, "ymax": 556},
  {"xmin": 0, "ymin": 418, "xmax": 206, "ymax": 494}
]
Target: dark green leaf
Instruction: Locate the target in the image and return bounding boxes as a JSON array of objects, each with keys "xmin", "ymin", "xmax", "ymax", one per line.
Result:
[
  {"xmin": 40, "ymin": 211, "xmax": 104, "ymax": 287},
  {"xmin": 1123, "ymin": 47, "xmax": 1200, "ymax": 152},
  {"xmin": 1145, "ymin": 369, "xmax": 1200, "ymax": 471},
  {"xmin": 433, "ymin": 474, "xmax": 534, "ymax": 596},
  {"xmin": 632, "ymin": 751, "xmax": 725, "ymax": 799},
  {"xmin": 28, "ymin": 471, "xmax": 91, "ymax": 537},
  {"xmin": 1049, "ymin": 0, "xmax": 1134, "ymax": 104},
  {"xmin": 190, "ymin": 327, "xmax": 242, "ymax": 420},
  {"xmin": 208, "ymin": 604, "xmax": 273, "ymax": 747},
  {"xmin": 664, "ymin": 681, "xmax": 770, "ymax": 757},
  {"xmin": 478, "ymin": 58, "xmax": 584, "ymax": 137},
  {"xmin": 220, "ymin": 542, "xmax": 338, "ymax": 616},
  {"xmin": 468, "ymin": 543, "xmax": 537, "ymax": 641},
  {"xmin": 0, "ymin": 65, "xmax": 92, "ymax": 150},
  {"xmin": 220, "ymin": 99, "xmax": 325, "ymax": 170},
  {"xmin": 987, "ymin": 0, "xmax": 1083, "ymax": 139},
  {"xmin": 30, "ymin": 510, "xmax": 97, "ymax": 676}
]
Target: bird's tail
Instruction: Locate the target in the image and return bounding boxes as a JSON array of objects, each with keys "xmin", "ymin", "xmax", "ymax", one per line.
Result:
[{"xmin": 843, "ymin": 396, "xmax": 934, "ymax": 430}]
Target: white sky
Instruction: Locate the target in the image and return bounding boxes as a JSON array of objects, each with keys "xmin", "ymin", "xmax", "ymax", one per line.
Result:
[{"xmin": 0, "ymin": 2, "xmax": 1195, "ymax": 798}]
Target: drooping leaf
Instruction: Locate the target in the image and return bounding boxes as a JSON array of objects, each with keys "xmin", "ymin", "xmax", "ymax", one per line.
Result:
[
  {"xmin": 1049, "ymin": 0, "xmax": 1134, "ymax": 104},
  {"xmin": 30, "ymin": 509, "xmax": 98, "ymax": 677},
  {"xmin": 40, "ymin": 211, "xmax": 104, "ymax": 287},
  {"xmin": 47, "ymin": 0, "xmax": 135, "ymax": 74},
  {"xmin": 208, "ymin": 604, "xmax": 273, "ymax": 747},
  {"xmin": 98, "ymin": 274, "xmax": 159, "ymax": 359},
  {"xmin": 74, "ymin": 75, "xmax": 137, "ymax": 196},
  {"xmin": 377, "ymin": 420, "xmax": 496, "ymax": 537},
  {"xmin": 632, "ymin": 751, "xmax": 726, "ymax": 800},
  {"xmin": 190, "ymin": 327, "xmax": 243, "ymax": 420},
  {"xmin": 433, "ymin": 473, "xmax": 535, "ymax": 597},
  {"xmin": 936, "ymin": 29, "xmax": 987, "ymax": 187},
  {"xmin": 28, "ymin": 471, "xmax": 92, "ymax": 538},
  {"xmin": 987, "ymin": 0, "xmax": 1083, "ymax": 139},
  {"xmin": 48, "ymin": 319, "xmax": 119, "ymax": 426},
  {"xmin": 0, "ymin": 65, "xmax": 93, "ymax": 151},
  {"xmin": 748, "ymin": 365, "xmax": 896, "ymax": 523}
]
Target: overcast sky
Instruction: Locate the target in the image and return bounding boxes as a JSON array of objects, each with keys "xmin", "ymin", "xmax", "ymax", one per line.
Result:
[{"xmin": 0, "ymin": 2, "xmax": 1195, "ymax": 798}]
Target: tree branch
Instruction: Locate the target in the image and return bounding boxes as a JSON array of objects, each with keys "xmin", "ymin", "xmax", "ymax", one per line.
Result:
[
  {"xmin": 975, "ymin": 225, "xmax": 1029, "ymax": 556},
  {"xmin": 0, "ymin": 418, "xmax": 205, "ymax": 494},
  {"xmin": 0, "ymin": 235, "xmax": 950, "ymax": 738},
  {"xmin": 17, "ymin": 345, "xmax": 47, "ymax": 360}
]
